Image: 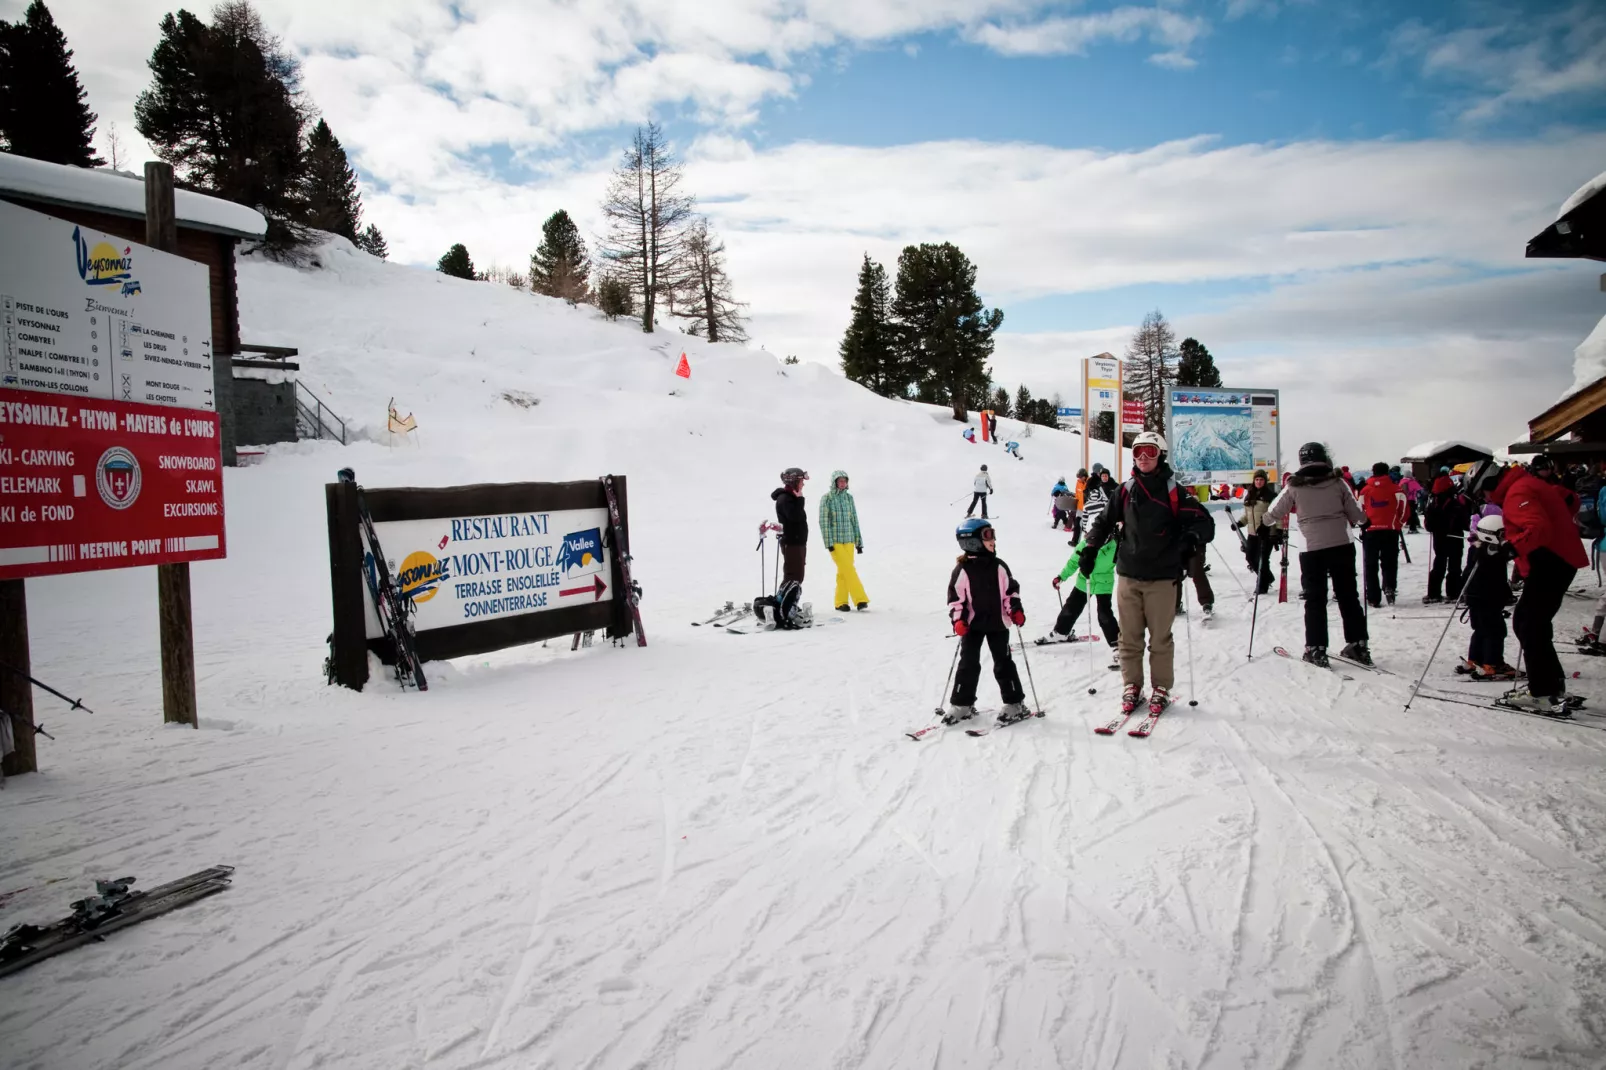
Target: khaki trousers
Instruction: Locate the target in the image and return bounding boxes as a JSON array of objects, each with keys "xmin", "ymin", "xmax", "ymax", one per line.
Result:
[{"xmin": 1116, "ymin": 577, "xmax": 1178, "ymax": 691}]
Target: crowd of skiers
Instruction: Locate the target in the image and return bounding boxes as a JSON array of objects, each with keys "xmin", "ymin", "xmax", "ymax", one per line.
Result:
[{"xmin": 765, "ymin": 439, "xmax": 1597, "ymax": 725}]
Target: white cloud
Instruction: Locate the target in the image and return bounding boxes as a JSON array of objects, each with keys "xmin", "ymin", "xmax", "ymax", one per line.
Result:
[
  {"xmin": 1388, "ymin": 6, "xmax": 1606, "ymax": 122},
  {"xmin": 966, "ymin": 7, "xmax": 1210, "ymax": 67}
]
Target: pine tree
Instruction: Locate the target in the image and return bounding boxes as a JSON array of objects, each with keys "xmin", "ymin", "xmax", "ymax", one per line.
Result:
[
  {"xmin": 301, "ymin": 118, "xmax": 362, "ymax": 241},
  {"xmin": 596, "ymin": 274, "xmax": 634, "ymax": 320},
  {"xmin": 599, "ymin": 122, "xmax": 695, "ymax": 333},
  {"xmin": 1125, "ymin": 309, "xmax": 1179, "ymax": 430},
  {"xmin": 673, "ymin": 216, "xmax": 747, "ymax": 342},
  {"xmin": 0, "ymin": 1, "xmax": 103, "ymax": 166},
  {"xmin": 891, "ymin": 242, "xmax": 1003, "ymax": 422},
  {"xmin": 1176, "ymin": 337, "xmax": 1222, "ymax": 388},
  {"xmin": 1014, "ymin": 384, "xmax": 1033, "ymax": 421},
  {"xmin": 135, "ymin": 2, "xmax": 309, "ymax": 248},
  {"xmin": 529, "ymin": 209, "xmax": 591, "ymax": 304},
  {"xmin": 839, "ymin": 254, "xmax": 904, "ymax": 397},
  {"xmin": 356, "ymin": 223, "xmax": 388, "ymax": 259},
  {"xmin": 990, "ymin": 386, "xmax": 1011, "ymax": 418},
  {"xmin": 437, "ymin": 243, "xmax": 475, "ymax": 279}
]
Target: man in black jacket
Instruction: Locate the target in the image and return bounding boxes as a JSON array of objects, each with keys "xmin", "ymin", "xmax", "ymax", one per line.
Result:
[
  {"xmin": 1080, "ymin": 432, "xmax": 1216, "ymax": 715},
  {"xmin": 772, "ymin": 468, "xmax": 809, "ymax": 589}
]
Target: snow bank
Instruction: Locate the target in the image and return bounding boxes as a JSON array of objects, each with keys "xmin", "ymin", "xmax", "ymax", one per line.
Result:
[
  {"xmin": 1559, "ymin": 168, "xmax": 1606, "ymax": 220},
  {"xmin": 1564, "ymin": 312, "xmax": 1606, "ymax": 401},
  {"xmin": 0, "ymin": 154, "xmax": 266, "ymax": 238}
]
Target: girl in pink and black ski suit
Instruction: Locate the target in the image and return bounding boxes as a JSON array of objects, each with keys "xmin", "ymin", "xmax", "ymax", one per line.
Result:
[{"xmin": 947, "ymin": 532, "xmax": 1026, "ymax": 715}]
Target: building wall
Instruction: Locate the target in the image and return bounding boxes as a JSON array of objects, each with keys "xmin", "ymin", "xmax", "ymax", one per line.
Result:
[{"xmin": 231, "ymin": 377, "xmax": 297, "ymax": 446}]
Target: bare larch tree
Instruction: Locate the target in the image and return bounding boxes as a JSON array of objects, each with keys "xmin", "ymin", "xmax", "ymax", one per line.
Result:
[
  {"xmin": 672, "ymin": 217, "xmax": 748, "ymax": 343},
  {"xmin": 599, "ymin": 122, "xmax": 695, "ymax": 333},
  {"xmin": 1126, "ymin": 309, "xmax": 1179, "ymax": 431}
]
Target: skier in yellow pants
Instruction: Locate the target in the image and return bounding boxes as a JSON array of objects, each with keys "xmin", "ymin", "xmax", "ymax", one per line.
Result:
[{"xmin": 819, "ymin": 470, "xmax": 869, "ymax": 611}]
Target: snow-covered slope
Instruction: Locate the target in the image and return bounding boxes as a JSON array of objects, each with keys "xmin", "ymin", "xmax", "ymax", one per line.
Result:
[{"xmin": 5, "ymin": 239, "xmax": 1606, "ymax": 1070}]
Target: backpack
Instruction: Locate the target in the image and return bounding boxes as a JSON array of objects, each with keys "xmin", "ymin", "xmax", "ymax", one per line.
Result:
[
  {"xmin": 1576, "ymin": 474, "xmax": 1604, "ymax": 541},
  {"xmin": 753, "ymin": 580, "xmax": 807, "ymax": 628}
]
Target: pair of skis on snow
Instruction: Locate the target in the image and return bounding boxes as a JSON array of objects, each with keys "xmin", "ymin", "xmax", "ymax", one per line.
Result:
[
  {"xmin": 906, "ymin": 706, "xmax": 1045, "ymax": 740},
  {"xmin": 0, "ymin": 865, "xmax": 234, "ymax": 979}
]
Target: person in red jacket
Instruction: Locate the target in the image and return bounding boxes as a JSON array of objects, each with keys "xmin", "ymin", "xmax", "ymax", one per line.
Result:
[
  {"xmin": 1359, "ymin": 462, "xmax": 1406, "ymax": 607},
  {"xmin": 1487, "ymin": 455, "xmax": 1589, "ymax": 715}
]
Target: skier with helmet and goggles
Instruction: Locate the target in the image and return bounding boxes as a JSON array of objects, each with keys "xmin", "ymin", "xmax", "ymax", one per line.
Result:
[
  {"xmin": 1264, "ymin": 441, "xmax": 1370, "ymax": 668},
  {"xmin": 1078, "ymin": 431, "xmax": 1215, "ymax": 718},
  {"xmin": 945, "ymin": 519, "xmax": 1030, "ymax": 726}
]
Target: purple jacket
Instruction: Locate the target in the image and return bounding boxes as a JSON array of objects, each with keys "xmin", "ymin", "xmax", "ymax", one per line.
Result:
[{"xmin": 947, "ymin": 552, "xmax": 1022, "ymax": 630}]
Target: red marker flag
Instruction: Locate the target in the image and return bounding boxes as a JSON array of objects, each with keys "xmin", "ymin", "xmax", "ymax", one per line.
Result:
[{"xmin": 674, "ymin": 353, "xmax": 691, "ymax": 378}]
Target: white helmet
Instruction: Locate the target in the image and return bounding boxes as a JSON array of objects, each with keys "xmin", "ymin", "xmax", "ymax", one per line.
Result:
[
  {"xmin": 1132, "ymin": 431, "xmax": 1168, "ymax": 453},
  {"xmin": 1474, "ymin": 514, "xmax": 1506, "ymax": 546}
]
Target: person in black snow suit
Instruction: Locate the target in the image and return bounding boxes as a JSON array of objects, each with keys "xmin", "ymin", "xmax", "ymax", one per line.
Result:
[
  {"xmin": 1460, "ymin": 514, "xmax": 1519, "ymax": 680},
  {"xmin": 772, "ymin": 466, "xmax": 809, "ymax": 594},
  {"xmin": 946, "ymin": 518, "xmax": 1029, "ymax": 725}
]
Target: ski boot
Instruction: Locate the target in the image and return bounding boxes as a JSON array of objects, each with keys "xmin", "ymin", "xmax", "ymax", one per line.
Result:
[
  {"xmin": 1200, "ymin": 604, "xmax": 1214, "ymax": 620},
  {"xmin": 1303, "ymin": 645, "xmax": 1330, "ymax": 668},
  {"xmin": 1034, "ymin": 632, "xmax": 1073, "ymax": 646},
  {"xmin": 1454, "ymin": 658, "xmax": 1478, "ymax": 675},
  {"xmin": 1339, "ymin": 641, "xmax": 1372, "ymax": 666},
  {"xmin": 1423, "ymin": 594, "xmax": 1445, "ymax": 605},
  {"xmin": 1148, "ymin": 687, "xmax": 1171, "ymax": 715},
  {"xmin": 943, "ymin": 704, "xmax": 977, "ymax": 726},
  {"xmin": 856, "ymin": 602, "xmax": 869, "ymax": 611},
  {"xmin": 1385, "ymin": 589, "xmax": 1396, "ymax": 606},
  {"xmin": 835, "ymin": 604, "xmax": 851, "ymax": 613},
  {"xmin": 997, "ymin": 701, "xmax": 1033, "ymax": 725},
  {"xmin": 1472, "ymin": 663, "xmax": 1521, "ymax": 682},
  {"xmin": 1120, "ymin": 684, "xmax": 1144, "ymax": 714},
  {"xmin": 1498, "ymin": 689, "xmax": 1570, "ymax": 718}
]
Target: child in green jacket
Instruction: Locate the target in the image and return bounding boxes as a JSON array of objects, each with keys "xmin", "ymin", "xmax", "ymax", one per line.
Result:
[{"xmin": 1038, "ymin": 537, "xmax": 1119, "ymax": 646}]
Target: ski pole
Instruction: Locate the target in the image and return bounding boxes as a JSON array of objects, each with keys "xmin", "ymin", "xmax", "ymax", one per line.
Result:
[
  {"xmin": 1180, "ymin": 580, "xmax": 1198, "ymax": 707},
  {"xmin": 936, "ymin": 639, "xmax": 961, "ymax": 716},
  {"xmin": 1209, "ymin": 540, "xmax": 1250, "ymax": 600},
  {"xmin": 1247, "ymin": 549, "xmax": 1264, "ymax": 661},
  {"xmin": 0, "ymin": 661, "xmax": 94, "ymax": 714},
  {"xmin": 949, "ymin": 491, "xmax": 969, "ymax": 507},
  {"xmin": 1406, "ymin": 557, "xmax": 1479, "ymax": 710},
  {"xmin": 1014, "ymin": 624, "xmax": 1043, "ymax": 714},
  {"xmin": 1399, "ymin": 529, "xmax": 1411, "ymax": 565}
]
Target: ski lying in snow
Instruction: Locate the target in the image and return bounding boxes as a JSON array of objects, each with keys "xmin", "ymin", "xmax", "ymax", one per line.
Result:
[
  {"xmin": 1128, "ymin": 710, "xmax": 1163, "ymax": 737},
  {"xmin": 1273, "ymin": 645, "xmax": 1353, "ymax": 681},
  {"xmin": 691, "ymin": 602, "xmax": 738, "ymax": 626},
  {"xmin": 1026, "ymin": 634, "xmax": 1101, "ymax": 647},
  {"xmin": 965, "ymin": 709, "xmax": 1045, "ymax": 737},
  {"xmin": 725, "ymin": 616, "xmax": 844, "ymax": 635},
  {"xmin": 714, "ymin": 607, "xmax": 753, "ymax": 628},
  {"xmin": 339, "ymin": 468, "xmax": 427, "ymax": 691},
  {"xmin": 907, "ymin": 708, "xmax": 977, "ymax": 740},
  {"xmin": 0, "ymin": 865, "xmax": 234, "ymax": 979}
]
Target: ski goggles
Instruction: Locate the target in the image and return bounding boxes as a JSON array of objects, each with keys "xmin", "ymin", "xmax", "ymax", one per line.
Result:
[{"xmin": 1132, "ymin": 444, "xmax": 1160, "ymax": 460}]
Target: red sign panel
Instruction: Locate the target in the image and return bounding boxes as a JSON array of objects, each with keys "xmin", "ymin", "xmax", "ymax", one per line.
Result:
[
  {"xmin": 0, "ymin": 389, "xmax": 225, "ymax": 579},
  {"xmin": 1122, "ymin": 397, "xmax": 1146, "ymax": 432}
]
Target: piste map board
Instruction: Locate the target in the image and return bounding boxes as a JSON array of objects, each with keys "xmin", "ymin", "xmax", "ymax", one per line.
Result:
[
  {"xmin": 0, "ymin": 200, "xmax": 225, "ymax": 580},
  {"xmin": 1165, "ymin": 387, "xmax": 1281, "ymax": 486}
]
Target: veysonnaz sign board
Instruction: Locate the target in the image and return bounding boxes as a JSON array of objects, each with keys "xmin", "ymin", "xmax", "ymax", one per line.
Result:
[{"xmin": 0, "ymin": 199, "xmax": 214, "ymax": 412}]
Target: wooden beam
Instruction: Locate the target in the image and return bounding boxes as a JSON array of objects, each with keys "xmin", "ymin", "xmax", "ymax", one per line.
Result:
[
  {"xmin": 1529, "ymin": 375, "xmax": 1606, "ymax": 442},
  {"xmin": 0, "ymin": 580, "xmax": 34, "ymax": 775},
  {"xmin": 148, "ymin": 162, "xmax": 198, "ymax": 729}
]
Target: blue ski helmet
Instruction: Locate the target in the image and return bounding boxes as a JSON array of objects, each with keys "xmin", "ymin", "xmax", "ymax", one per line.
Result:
[{"xmin": 955, "ymin": 518, "xmax": 996, "ymax": 553}]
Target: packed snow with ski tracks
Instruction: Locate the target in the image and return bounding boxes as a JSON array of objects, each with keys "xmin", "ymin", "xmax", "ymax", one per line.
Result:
[{"xmin": 4, "ymin": 238, "xmax": 1606, "ymax": 1069}]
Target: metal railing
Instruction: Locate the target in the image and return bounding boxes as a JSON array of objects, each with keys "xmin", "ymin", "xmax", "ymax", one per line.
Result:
[{"xmin": 295, "ymin": 380, "xmax": 347, "ymax": 444}]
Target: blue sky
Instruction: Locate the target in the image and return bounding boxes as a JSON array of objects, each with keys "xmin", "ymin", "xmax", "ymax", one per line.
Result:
[{"xmin": 40, "ymin": 0, "xmax": 1606, "ymax": 460}]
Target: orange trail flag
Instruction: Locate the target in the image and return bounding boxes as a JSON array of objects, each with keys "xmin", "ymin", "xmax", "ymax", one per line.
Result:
[{"xmin": 674, "ymin": 352, "xmax": 691, "ymax": 378}]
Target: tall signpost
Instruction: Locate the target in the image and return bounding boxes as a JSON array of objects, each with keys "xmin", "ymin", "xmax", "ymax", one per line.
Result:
[
  {"xmin": 0, "ymin": 163, "xmax": 224, "ymax": 769},
  {"xmin": 1082, "ymin": 353, "xmax": 1122, "ymax": 476}
]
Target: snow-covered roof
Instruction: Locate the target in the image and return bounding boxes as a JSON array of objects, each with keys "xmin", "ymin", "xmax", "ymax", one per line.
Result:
[
  {"xmin": 0, "ymin": 153, "xmax": 266, "ymax": 239},
  {"xmin": 1559, "ymin": 169, "xmax": 1606, "ymax": 220},
  {"xmin": 1562, "ymin": 312, "xmax": 1606, "ymax": 402},
  {"xmin": 1400, "ymin": 440, "xmax": 1494, "ymax": 462}
]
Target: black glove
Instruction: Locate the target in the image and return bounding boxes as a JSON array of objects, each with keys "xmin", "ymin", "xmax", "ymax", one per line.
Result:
[
  {"xmin": 1180, "ymin": 534, "xmax": 1200, "ymax": 562},
  {"xmin": 856, "ymin": 544, "xmax": 863, "ymax": 555},
  {"xmin": 1357, "ymin": 518, "xmax": 1371, "ymax": 532},
  {"xmin": 1078, "ymin": 545, "xmax": 1098, "ymax": 577}
]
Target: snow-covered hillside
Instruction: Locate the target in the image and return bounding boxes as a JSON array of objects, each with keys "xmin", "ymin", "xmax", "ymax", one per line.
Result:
[{"xmin": 5, "ymin": 239, "xmax": 1606, "ymax": 1070}]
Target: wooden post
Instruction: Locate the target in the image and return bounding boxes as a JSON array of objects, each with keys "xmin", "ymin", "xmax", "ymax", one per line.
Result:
[
  {"xmin": 0, "ymin": 580, "xmax": 35, "ymax": 775},
  {"xmin": 325, "ymin": 480, "xmax": 368, "ymax": 690},
  {"xmin": 147, "ymin": 162, "xmax": 198, "ymax": 728}
]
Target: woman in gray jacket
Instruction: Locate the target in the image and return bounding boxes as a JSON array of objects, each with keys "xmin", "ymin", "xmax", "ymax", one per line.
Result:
[{"xmin": 1265, "ymin": 442, "xmax": 1370, "ymax": 668}]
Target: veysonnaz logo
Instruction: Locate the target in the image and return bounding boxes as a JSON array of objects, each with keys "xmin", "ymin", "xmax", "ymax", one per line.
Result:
[{"xmin": 73, "ymin": 227, "xmax": 136, "ymax": 288}]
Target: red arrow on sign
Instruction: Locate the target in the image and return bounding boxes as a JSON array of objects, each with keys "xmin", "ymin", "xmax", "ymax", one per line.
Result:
[{"xmin": 558, "ymin": 574, "xmax": 608, "ymax": 600}]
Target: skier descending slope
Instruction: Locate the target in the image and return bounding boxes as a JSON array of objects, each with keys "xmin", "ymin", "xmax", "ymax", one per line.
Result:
[
  {"xmin": 1265, "ymin": 442, "xmax": 1370, "ymax": 668},
  {"xmin": 1079, "ymin": 432, "xmax": 1214, "ymax": 716},
  {"xmin": 946, "ymin": 519, "xmax": 1031, "ymax": 725}
]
